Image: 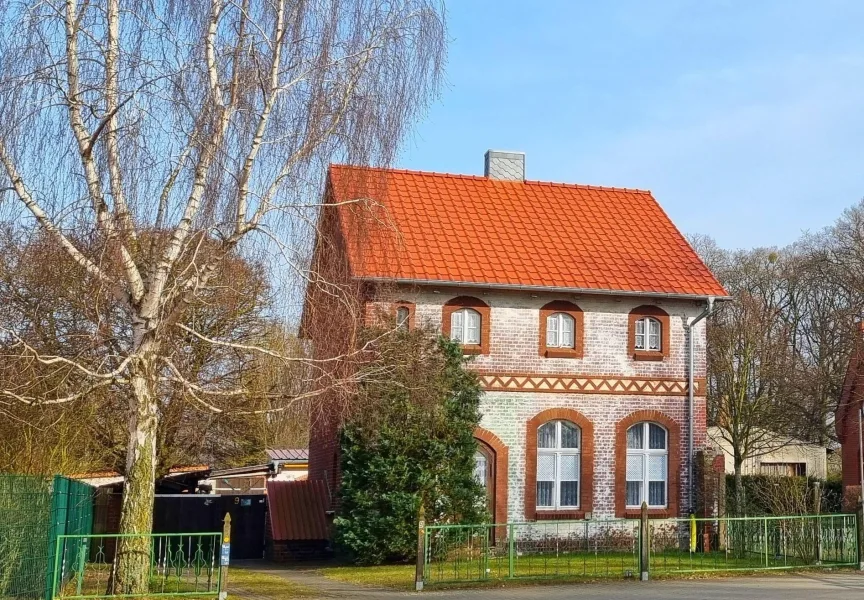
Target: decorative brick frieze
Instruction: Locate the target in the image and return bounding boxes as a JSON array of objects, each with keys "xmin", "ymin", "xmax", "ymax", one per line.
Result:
[{"xmin": 476, "ymin": 373, "xmax": 705, "ymax": 396}]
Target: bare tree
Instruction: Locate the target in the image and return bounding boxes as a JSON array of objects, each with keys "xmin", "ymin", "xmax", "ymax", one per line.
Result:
[
  {"xmin": 0, "ymin": 0, "xmax": 444, "ymax": 591},
  {"xmin": 700, "ymin": 245, "xmax": 797, "ymax": 512}
]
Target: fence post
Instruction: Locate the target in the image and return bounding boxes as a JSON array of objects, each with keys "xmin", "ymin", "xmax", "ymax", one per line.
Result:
[
  {"xmin": 763, "ymin": 517, "xmax": 769, "ymax": 567},
  {"xmin": 415, "ymin": 503, "xmax": 425, "ymax": 592},
  {"xmin": 857, "ymin": 502, "xmax": 864, "ymax": 570},
  {"xmin": 219, "ymin": 513, "xmax": 231, "ymax": 600},
  {"xmin": 813, "ymin": 482, "xmax": 822, "ymax": 564},
  {"xmin": 639, "ymin": 501, "xmax": 649, "ymax": 581},
  {"xmin": 508, "ymin": 523, "xmax": 515, "ymax": 579}
]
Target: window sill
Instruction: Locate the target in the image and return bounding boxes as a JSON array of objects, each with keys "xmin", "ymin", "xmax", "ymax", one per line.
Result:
[
  {"xmin": 632, "ymin": 351, "xmax": 665, "ymax": 362},
  {"xmin": 620, "ymin": 508, "xmax": 673, "ymax": 519},
  {"xmin": 460, "ymin": 345, "xmax": 486, "ymax": 356},
  {"xmin": 534, "ymin": 510, "xmax": 586, "ymax": 520},
  {"xmin": 542, "ymin": 348, "xmax": 583, "ymax": 359}
]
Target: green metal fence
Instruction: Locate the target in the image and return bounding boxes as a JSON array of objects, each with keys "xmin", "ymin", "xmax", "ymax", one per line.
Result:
[
  {"xmin": 650, "ymin": 514, "xmax": 858, "ymax": 573},
  {"xmin": 0, "ymin": 474, "xmax": 94, "ymax": 600},
  {"xmin": 422, "ymin": 514, "xmax": 859, "ymax": 586},
  {"xmin": 51, "ymin": 533, "xmax": 223, "ymax": 599},
  {"xmin": 424, "ymin": 520, "xmax": 641, "ymax": 584}
]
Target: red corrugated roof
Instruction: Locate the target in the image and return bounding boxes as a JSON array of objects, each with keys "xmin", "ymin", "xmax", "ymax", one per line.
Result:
[
  {"xmin": 266, "ymin": 480, "xmax": 330, "ymax": 541},
  {"xmin": 329, "ymin": 165, "xmax": 728, "ymax": 298}
]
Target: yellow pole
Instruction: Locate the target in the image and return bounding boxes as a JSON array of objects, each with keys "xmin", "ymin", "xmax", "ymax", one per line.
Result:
[{"xmin": 689, "ymin": 513, "xmax": 697, "ymax": 553}]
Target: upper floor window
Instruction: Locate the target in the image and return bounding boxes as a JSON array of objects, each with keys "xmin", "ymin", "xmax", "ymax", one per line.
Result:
[
  {"xmin": 626, "ymin": 422, "xmax": 668, "ymax": 508},
  {"xmin": 634, "ymin": 317, "xmax": 661, "ymax": 351},
  {"xmin": 546, "ymin": 313, "xmax": 575, "ymax": 348},
  {"xmin": 539, "ymin": 301, "xmax": 584, "ymax": 358},
  {"xmin": 536, "ymin": 420, "xmax": 580, "ymax": 510},
  {"xmin": 442, "ymin": 296, "xmax": 490, "ymax": 355},
  {"xmin": 450, "ymin": 308, "xmax": 481, "ymax": 345},
  {"xmin": 628, "ymin": 305, "xmax": 669, "ymax": 361}
]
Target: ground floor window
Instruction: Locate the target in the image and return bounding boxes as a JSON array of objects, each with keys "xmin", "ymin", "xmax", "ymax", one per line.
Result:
[
  {"xmin": 626, "ymin": 422, "xmax": 668, "ymax": 508},
  {"xmin": 536, "ymin": 420, "xmax": 580, "ymax": 510}
]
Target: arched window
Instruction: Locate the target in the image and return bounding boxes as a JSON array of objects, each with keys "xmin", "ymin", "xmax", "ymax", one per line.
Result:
[
  {"xmin": 536, "ymin": 420, "xmax": 580, "ymax": 510},
  {"xmin": 546, "ymin": 312, "xmax": 575, "ymax": 348},
  {"xmin": 626, "ymin": 422, "xmax": 668, "ymax": 508},
  {"xmin": 396, "ymin": 306, "xmax": 411, "ymax": 330},
  {"xmin": 450, "ymin": 308, "xmax": 481, "ymax": 345},
  {"xmin": 634, "ymin": 317, "xmax": 661, "ymax": 351}
]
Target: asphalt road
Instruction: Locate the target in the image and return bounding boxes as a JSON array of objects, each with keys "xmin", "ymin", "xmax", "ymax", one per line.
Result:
[{"xmin": 421, "ymin": 572, "xmax": 864, "ymax": 600}]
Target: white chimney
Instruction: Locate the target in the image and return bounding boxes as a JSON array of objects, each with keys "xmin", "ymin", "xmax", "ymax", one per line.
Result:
[{"xmin": 484, "ymin": 150, "xmax": 525, "ymax": 181}]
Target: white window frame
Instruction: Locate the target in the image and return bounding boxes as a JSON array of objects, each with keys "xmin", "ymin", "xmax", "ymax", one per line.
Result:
[
  {"xmin": 546, "ymin": 312, "xmax": 575, "ymax": 349},
  {"xmin": 625, "ymin": 422, "xmax": 668, "ymax": 509},
  {"xmin": 450, "ymin": 307, "xmax": 481, "ymax": 345},
  {"xmin": 536, "ymin": 420, "xmax": 580, "ymax": 511},
  {"xmin": 634, "ymin": 317, "xmax": 662, "ymax": 352}
]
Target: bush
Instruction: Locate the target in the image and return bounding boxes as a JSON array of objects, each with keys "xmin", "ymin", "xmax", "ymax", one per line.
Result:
[
  {"xmin": 334, "ymin": 331, "xmax": 485, "ymax": 565},
  {"xmin": 725, "ymin": 474, "xmax": 843, "ymax": 515}
]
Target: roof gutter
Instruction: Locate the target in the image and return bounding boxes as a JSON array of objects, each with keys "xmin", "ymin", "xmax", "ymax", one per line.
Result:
[
  {"xmin": 358, "ymin": 277, "xmax": 732, "ymax": 302},
  {"xmin": 685, "ymin": 296, "xmax": 715, "ymax": 514}
]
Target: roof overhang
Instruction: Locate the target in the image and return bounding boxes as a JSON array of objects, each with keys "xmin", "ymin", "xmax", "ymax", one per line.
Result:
[{"xmin": 358, "ymin": 277, "xmax": 733, "ymax": 303}]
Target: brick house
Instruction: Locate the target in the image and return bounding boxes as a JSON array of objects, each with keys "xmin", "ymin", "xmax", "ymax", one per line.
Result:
[
  {"xmin": 302, "ymin": 151, "xmax": 728, "ymax": 522},
  {"xmin": 835, "ymin": 323, "xmax": 864, "ymax": 508}
]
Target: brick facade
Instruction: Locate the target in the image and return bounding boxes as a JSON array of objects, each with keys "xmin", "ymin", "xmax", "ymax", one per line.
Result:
[{"xmin": 313, "ymin": 285, "xmax": 709, "ymax": 521}]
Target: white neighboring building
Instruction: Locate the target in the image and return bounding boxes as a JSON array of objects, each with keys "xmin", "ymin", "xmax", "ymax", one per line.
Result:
[{"xmin": 707, "ymin": 427, "xmax": 827, "ymax": 479}]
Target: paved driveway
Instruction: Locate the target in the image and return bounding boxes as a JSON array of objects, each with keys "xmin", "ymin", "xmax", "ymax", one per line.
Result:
[{"xmin": 240, "ymin": 565, "xmax": 864, "ymax": 599}]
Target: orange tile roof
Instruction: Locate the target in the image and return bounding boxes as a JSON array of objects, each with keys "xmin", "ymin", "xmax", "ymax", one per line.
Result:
[{"xmin": 329, "ymin": 165, "xmax": 727, "ymax": 298}]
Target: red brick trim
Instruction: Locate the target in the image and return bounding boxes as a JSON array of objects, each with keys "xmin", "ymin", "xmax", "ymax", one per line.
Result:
[
  {"xmin": 538, "ymin": 301, "xmax": 584, "ymax": 359},
  {"xmin": 614, "ymin": 410, "xmax": 680, "ymax": 518},
  {"xmin": 442, "ymin": 296, "xmax": 491, "ymax": 355},
  {"xmin": 475, "ymin": 372, "xmax": 704, "ymax": 397},
  {"xmin": 474, "ymin": 427, "xmax": 508, "ymax": 525},
  {"xmin": 628, "ymin": 305, "xmax": 670, "ymax": 361},
  {"xmin": 394, "ymin": 300, "xmax": 416, "ymax": 330},
  {"xmin": 524, "ymin": 408, "xmax": 594, "ymax": 521}
]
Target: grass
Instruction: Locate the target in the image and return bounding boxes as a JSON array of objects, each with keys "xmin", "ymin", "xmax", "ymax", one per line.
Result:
[
  {"xmin": 53, "ymin": 563, "xmax": 314, "ymax": 600},
  {"xmin": 227, "ymin": 568, "xmax": 315, "ymax": 599},
  {"xmin": 316, "ymin": 550, "xmax": 859, "ymax": 590},
  {"xmin": 318, "ymin": 564, "xmax": 415, "ymax": 591}
]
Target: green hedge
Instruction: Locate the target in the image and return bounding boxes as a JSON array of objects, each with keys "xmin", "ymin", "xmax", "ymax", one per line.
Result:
[{"xmin": 725, "ymin": 475, "xmax": 843, "ymax": 516}]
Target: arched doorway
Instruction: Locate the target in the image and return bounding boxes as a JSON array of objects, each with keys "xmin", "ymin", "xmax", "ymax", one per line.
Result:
[{"xmin": 474, "ymin": 440, "xmax": 496, "ymax": 517}]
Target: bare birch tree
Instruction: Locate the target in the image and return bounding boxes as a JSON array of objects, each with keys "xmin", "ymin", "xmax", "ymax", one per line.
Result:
[{"xmin": 0, "ymin": 0, "xmax": 444, "ymax": 591}]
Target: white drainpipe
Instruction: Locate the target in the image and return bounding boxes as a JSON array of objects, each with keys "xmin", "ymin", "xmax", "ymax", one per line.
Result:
[{"xmin": 686, "ymin": 297, "xmax": 715, "ymax": 514}]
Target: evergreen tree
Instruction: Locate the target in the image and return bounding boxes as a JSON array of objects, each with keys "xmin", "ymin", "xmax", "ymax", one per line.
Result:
[{"xmin": 334, "ymin": 330, "xmax": 485, "ymax": 564}]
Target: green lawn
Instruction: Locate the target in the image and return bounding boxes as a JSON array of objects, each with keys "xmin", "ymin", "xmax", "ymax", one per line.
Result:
[
  {"xmin": 317, "ymin": 564, "xmax": 415, "ymax": 590},
  {"xmin": 54, "ymin": 564, "xmax": 314, "ymax": 600},
  {"xmin": 317, "ymin": 550, "xmax": 857, "ymax": 590},
  {"xmin": 227, "ymin": 568, "xmax": 315, "ymax": 599}
]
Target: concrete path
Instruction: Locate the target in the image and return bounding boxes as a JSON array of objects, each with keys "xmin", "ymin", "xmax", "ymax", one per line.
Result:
[{"xmin": 234, "ymin": 564, "xmax": 864, "ymax": 600}]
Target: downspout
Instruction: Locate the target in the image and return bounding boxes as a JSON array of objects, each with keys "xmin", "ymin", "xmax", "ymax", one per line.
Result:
[{"xmin": 686, "ymin": 297, "xmax": 715, "ymax": 514}]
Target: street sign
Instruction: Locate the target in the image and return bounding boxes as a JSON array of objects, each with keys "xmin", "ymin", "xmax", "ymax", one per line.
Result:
[{"xmin": 220, "ymin": 543, "xmax": 231, "ymax": 566}]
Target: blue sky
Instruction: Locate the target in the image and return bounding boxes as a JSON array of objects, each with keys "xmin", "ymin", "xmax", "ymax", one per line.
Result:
[{"xmin": 398, "ymin": 1, "xmax": 864, "ymax": 250}]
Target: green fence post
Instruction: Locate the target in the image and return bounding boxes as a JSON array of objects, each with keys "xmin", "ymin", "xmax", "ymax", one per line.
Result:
[
  {"xmin": 639, "ymin": 502, "xmax": 649, "ymax": 581},
  {"xmin": 763, "ymin": 517, "xmax": 769, "ymax": 567},
  {"xmin": 45, "ymin": 476, "xmax": 70, "ymax": 600},
  {"xmin": 856, "ymin": 502, "xmax": 864, "ymax": 570},
  {"xmin": 508, "ymin": 524, "xmax": 515, "ymax": 579}
]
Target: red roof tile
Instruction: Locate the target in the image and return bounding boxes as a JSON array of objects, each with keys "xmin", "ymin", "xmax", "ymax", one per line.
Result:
[
  {"xmin": 329, "ymin": 165, "xmax": 727, "ymax": 298},
  {"xmin": 266, "ymin": 480, "xmax": 330, "ymax": 541}
]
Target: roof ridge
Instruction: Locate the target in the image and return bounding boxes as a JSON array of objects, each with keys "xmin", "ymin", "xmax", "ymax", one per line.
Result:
[{"xmin": 329, "ymin": 163, "xmax": 653, "ymax": 194}]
